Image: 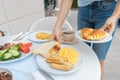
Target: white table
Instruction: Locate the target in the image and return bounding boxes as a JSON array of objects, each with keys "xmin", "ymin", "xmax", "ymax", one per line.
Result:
[{"xmin": 0, "ymin": 34, "xmax": 101, "ymax": 80}]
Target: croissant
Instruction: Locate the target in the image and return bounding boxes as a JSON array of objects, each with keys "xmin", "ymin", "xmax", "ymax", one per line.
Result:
[
  {"xmin": 81, "ymin": 28, "xmax": 108, "ymax": 40},
  {"xmin": 81, "ymin": 28, "xmax": 93, "ymax": 39}
]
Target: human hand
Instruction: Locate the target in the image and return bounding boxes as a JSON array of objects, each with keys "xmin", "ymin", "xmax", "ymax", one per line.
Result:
[
  {"xmin": 50, "ymin": 27, "xmax": 63, "ymax": 43},
  {"xmin": 100, "ymin": 16, "xmax": 118, "ymax": 34}
]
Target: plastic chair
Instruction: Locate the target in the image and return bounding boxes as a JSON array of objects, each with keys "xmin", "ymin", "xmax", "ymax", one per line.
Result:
[
  {"xmin": 52, "ymin": 7, "xmax": 71, "ymax": 17},
  {"xmin": 29, "ymin": 17, "xmax": 73, "ymax": 32}
]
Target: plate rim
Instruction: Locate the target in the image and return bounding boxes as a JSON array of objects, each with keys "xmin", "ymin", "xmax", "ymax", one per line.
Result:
[
  {"xmin": 75, "ymin": 30, "xmax": 112, "ymax": 43},
  {"xmin": 28, "ymin": 31, "xmax": 51, "ymax": 43},
  {"xmin": 0, "ymin": 40, "xmax": 33, "ymax": 64},
  {"xmin": 36, "ymin": 50, "xmax": 83, "ymax": 75}
]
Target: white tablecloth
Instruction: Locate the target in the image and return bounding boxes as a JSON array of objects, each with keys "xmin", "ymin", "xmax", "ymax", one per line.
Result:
[{"xmin": 0, "ymin": 34, "xmax": 101, "ymax": 80}]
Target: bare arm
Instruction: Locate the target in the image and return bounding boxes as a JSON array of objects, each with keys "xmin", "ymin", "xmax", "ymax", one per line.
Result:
[
  {"xmin": 54, "ymin": 0, "xmax": 73, "ymax": 30},
  {"xmin": 111, "ymin": 1, "xmax": 120, "ymax": 18},
  {"xmin": 50, "ymin": 0, "xmax": 73, "ymax": 43},
  {"xmin": 101, "ymin": 1, "xmax": 120, "ymax": 33}
]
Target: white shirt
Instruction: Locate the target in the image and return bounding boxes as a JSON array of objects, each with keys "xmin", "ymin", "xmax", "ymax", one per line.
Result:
[{"xmin": 78, "ymin": 0, "xmax": 117, "ymax": 7}]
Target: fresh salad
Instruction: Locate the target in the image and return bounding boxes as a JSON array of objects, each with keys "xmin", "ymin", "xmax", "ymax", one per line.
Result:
[{"xmin": 0, "ymin": 42, "xmax": 32, "ymax": 61}]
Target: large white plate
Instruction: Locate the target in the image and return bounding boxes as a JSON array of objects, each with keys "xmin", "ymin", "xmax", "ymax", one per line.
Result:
[
  {"xmin": 75, "ymin": 30, "xmax": 112, "ymax": 43},
  {"xmin": 36, "ymin": 45, "xmax": 83, "ymax": 75},
  {"xmin": 0, "ymin": 40, "xmax": 33, "ymax": 64},
  {"xmin": 28, "ymin": 31, "xmax": 51, "ymax": 43}
]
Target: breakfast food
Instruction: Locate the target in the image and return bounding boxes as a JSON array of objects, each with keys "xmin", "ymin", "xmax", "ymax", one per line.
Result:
[
  {"xmin": 45, "ymin": 47, "xmax": 79, "ymax": 71},
  {"xmin": 46, "ymin": 55, "xmax": 66, "ymax": 64},
  {"xmin": 32, "ymin": 41, "xmax": 60, "ymax": 58},
  {"xmin": 0, "ymin": 42, "xmax": 32, "ymax": 61},
  {"xmin": 33, "ymin": 41, "xmax": 80, "ymax": 71},
  {"xmin": 81, "ymin": 28, "xmax": 108, "ymax": 40},
  {"xmin": 81, "ymin": 28, "xmax": 93, "ymax": 39},
  {"xmin": 50, "ymin": 62, "xmax": 74, "ymax": 71},
  {"xmin": 36, "ymin": 32, "xmax": 51, "ymax": 40},
  {"xmin": 0, "ymin": 72, "xmax": 12, "ymax": 80},
  {"xmin": 58, "ymin": 47, "xmax": 79, "ymax": 65}
]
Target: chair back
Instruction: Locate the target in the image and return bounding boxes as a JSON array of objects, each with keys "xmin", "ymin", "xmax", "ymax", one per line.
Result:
[{"xmin": 29, "ymin": 17, "xmax": 73, "ymax": 32}]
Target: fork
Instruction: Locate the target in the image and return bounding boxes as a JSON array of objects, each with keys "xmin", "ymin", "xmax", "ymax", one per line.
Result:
[
  {"xmin": 14, "ymin": 32, "xmax": 32, "ymax": 41},
  {"xmin": 13, "ymin": 32, "xmax": 24, "ymax": 41}
]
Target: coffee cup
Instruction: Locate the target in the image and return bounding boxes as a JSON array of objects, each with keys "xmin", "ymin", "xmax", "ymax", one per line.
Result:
[{"xmin": 62, "ymin": 31, "xmax": 75, "ymax": 42}]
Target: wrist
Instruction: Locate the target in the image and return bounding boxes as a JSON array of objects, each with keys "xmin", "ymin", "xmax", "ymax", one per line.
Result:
[
  {"xmin": 53, "ymin": 26, "xmax": 61, "ymax": 32},
  {"xmin": 111, "ymin": 14, "xmax": 120, "ymax": 19}
]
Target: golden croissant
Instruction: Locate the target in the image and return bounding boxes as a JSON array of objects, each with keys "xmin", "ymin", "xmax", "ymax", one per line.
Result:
[{"xmin": 81, "ymin": 28, "xmax": 108, "ymax": 40}]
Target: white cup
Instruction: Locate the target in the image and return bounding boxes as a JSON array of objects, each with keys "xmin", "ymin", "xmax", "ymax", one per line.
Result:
[{"xmin": 62, "ymin": 31, "xmax": 75, "ymax": 42}]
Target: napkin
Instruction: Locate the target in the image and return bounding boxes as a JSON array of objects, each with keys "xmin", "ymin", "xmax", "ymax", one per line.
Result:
[{"xmin": 10, "ymin": 65, "xmax": 47, "ymax": 80}]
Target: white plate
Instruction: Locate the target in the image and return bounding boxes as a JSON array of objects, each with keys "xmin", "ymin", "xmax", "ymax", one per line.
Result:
[
  {"xmin": 0, "ymin": 40, "xmax": 33, "ymax": 63},
  {"xmin": 28, "ymin": 31, "xmax": 51, "ymax": 43},
  {"xmin": 36, "ymin": 45, "xmax": 83, "ymax": 75},
  {"xmin": 75, "ymin": 30, "xmax": 112, "ymax": 43}
]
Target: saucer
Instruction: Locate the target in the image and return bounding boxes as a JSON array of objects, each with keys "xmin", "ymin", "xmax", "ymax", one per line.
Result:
[{"xmin": 63, "ymin": 38, "xmax": 78, "ymax": 44}]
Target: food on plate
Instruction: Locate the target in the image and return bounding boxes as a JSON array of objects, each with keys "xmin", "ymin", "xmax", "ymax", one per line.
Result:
[
  {"xmin": 0, "ymin": 71, "xmax": 12, "ymax": 80},
  {"xmin": 36, "ymin": 32, "xmax": 51, "ymax": 40},
  {"xmin": 58, "ymin": 47, "xmax": 79, "ymax": 65},
  {"xmin": 81, "ymin": 28, "xmax": 93, "ymax": 39},
  {"xmin": 46, "ymin": 47, "xmax": 79, "ymax": 71},
  {"xmin": 50, "ymin": 62, "xmax": 74, "ymax": 71},
  {"xmin": 0, "ymin": 43, "xmax": 16, "ymax": 50},
  {"xmin": 33, "ymin": 41, "xmax": 80, "ymax": 71},
  {"xmin": 32, "ymin": 41, "xmax": 60, "ymax": 58},
  {"xmin": 46, "ymin": 55, "xmax": 66, "ymax": 64},
  {"xmin": 0, "ymin": 31, "xmax": 5, "ymax": 37},
  {"xmin": 81, "ymin": 28, "xmax": 108, "ymax": 40},
  {"xmin": 0, "ymin": 42, "xmax": 32, "ymax": 61},
  {"xmin": 19, "ymin": 42, "xmax": 32, "ymax": 53},
  {"xmin": 0, "ymin": 44, "xmax": 21, "ymax": 61}
]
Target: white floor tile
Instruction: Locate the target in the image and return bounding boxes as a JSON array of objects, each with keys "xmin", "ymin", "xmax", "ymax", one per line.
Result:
[
  {"xmin": 9, "ymin": 11, "xmax": 44, "ymax": 35},
  {"xmin": 3, "ymin": 0, "xmax": 44, "ymax": 20}
]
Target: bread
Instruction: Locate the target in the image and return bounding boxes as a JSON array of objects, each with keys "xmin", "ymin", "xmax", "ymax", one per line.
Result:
[
  {"xmin": 46, "ymin": 47, "xmax": 79, "ymax": 71},
  {"xmin": 46, "ymin": 55, "xmax": 66, "ymax": 64},
  {"xmin": 81, "ymin": 28, "xmax": 108, "ymax": 40},
  {"xmin": 50, "ymin": 62, "xmax": 74, "ymax": 71},
  {"xmin": 81, "ymin": 28, "xmax": 93, "ymax": 39},
  {"xmin": 32, "ymin": 41, "xmax": 60, "ymax": 58}
]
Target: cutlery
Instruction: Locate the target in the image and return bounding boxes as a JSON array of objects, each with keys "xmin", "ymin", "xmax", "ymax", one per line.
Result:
[
  {"xmin": 12, "ymin": 32, "xmax": 24, "ymax": 41},
  {"xmin": 13, "ymin": 32, "xmax": 31, "ymax": 41}
]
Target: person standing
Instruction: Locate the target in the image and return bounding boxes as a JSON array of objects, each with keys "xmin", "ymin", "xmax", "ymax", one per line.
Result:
[{"xmin": 50, "ymin": 0, "xmax": 120, "ymax": 80}]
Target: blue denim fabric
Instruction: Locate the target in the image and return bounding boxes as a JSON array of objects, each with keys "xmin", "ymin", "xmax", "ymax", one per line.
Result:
[{"xmin": 77, "ymin": 1, "xmax": 118, "ymax": 60}]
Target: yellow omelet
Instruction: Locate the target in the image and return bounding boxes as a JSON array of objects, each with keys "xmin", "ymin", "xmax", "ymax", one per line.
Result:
[{"xmin": 58, "ymin": 47, "xmax": 79, "ymax": 65}]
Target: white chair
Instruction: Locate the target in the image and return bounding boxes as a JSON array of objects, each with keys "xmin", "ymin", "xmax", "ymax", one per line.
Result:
[
  {"xmin": 29, "ymin": 17, "xmax": 73, "ymax": 32},
  {"xmin": 52, "ymin": 7, "xmax": 71, "ymax": 17}
]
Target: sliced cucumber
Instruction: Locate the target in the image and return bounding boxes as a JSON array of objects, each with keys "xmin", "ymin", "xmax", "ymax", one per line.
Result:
[
  {"xmin": 9, "ymin": 50, "xmax": 21, "ymax": 58},
  {"xmin": 3, "ymin": 52, "xmax": 12, "ymax": 60},
  {"xmin": 9, "ymin": 44, "xmax": 20, "ymax": 51},
  {"xmin": 0, "ymin": 49, "xmax": 8, "ymax": 60},
  {"xmin": 0, "ymin": 49, "xmax": 8, "ymax": 54}
]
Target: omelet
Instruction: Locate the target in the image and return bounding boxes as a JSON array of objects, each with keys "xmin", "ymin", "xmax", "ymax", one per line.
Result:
[
  {"xmin": 58, "ymin": 47, "xmax": 79, "ymax": 65},
  {"xmin": 36, "ymin": 32, "xmax": 51, "ymax": 40}
]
